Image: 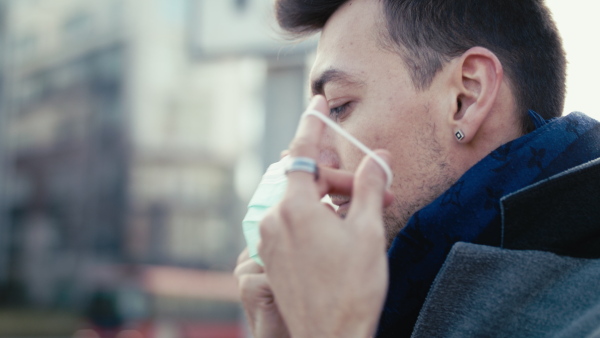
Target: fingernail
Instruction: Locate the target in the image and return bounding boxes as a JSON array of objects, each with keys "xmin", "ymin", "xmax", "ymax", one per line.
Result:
[{"xmin": 307, "ymin": 95, "xmax": 328, "ymax": 115}]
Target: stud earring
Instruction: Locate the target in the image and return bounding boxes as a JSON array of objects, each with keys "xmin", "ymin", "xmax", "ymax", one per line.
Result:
[{"xmin": 455, "ymin": 130, "xmax": 465, "ymax": 141}]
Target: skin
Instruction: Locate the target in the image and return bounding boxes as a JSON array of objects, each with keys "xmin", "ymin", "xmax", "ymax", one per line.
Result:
[
  {"xmin": 235, "ymin": 0, "xmax": 523, "ymax": 336},
  {"xmin": 261, "ymin": 96, "xmax": 392, "ymax": 337},
  {"xmin": 312, "ymin": 0, "xmax": 520, "ymax": 244},
  {"xmin": 235, "ymin": 248, "xmax": 290, "ymax": 338}
]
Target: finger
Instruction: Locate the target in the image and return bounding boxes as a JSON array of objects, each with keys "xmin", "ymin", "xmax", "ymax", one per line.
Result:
[
  {"xmin": 316, "ymin": 167, "xmax": 354, "ymax": 197},
  {"xmin": 234, "ymin": 257, "xmax": 265, "ymax": 280},
  {"xmin": 237, "ymin": 247, "xmax": 250, "ymax": 266},
  {"xmin": 238, "ymin": 273, "xmax": 271, "ymax": 308},
  {"xmin": 347, "ymin": 150, "xmax": 391, "ymax": 224},
  {"xmin": 280, "ymin": 149, "xmax": 290, "ymax": 159},
  {"xmin": 317, "ymin": 166, "xmax": 395, "ymax": 207},
  {"xmin": 238, "ymin": 273, "xmax": 269, "ymax": 325},
  {"xmin": 286, "ymin": 95, "xmax": 329, "ymax": 193}
]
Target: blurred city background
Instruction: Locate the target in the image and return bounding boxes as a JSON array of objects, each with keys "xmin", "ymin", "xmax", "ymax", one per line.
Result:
[{"xmin": 0, "ymin": 0, "xmax": 597, "ymax": 337}]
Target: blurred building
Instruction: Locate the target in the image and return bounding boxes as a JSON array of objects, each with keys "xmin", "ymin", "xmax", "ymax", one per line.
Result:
[
  {"xmin": 1, "ymin": 0, "xmax": 130, "ymax": 309},
  {"xmin": 0, "ymin": 0, "xmax": 314, "ymax": 335},
  {"xmin": 0, "ymin": 0, "xmax": 9, "ymax": 291}
]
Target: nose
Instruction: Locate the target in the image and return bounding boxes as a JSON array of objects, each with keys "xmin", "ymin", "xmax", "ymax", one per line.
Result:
[{"xmin": 317, "ymin": 126, "xmax": 340, "ymax": 169}]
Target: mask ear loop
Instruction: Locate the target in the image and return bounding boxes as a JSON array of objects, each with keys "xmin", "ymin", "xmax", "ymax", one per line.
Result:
[{"xmin": 302, "ymin": 110, "xmax": 394, "ymax": 190}]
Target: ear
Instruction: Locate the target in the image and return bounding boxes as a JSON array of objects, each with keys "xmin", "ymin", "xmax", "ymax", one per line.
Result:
[{"xmin": 450, "ymin": 47, "xmax": 503, "ymax": 143}]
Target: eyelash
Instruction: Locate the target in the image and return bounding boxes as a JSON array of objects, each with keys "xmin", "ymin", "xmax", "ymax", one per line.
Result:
[{"xmin": 329, "ymin": 102, "xmax": 352, "ymax": 121}]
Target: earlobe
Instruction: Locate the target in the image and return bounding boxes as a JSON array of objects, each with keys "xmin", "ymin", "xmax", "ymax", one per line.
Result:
[{"xmin": 451, "ymin": 47, "xmax": 503, "ymax": 144}]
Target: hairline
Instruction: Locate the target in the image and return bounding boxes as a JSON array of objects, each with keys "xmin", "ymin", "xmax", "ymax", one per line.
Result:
[{"xmin": 283, "ymin": 0, "xmax": 538, "ymax": 133}]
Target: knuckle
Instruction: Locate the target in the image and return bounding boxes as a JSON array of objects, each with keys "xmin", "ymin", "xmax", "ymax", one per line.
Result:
[
  {"xmin": 356, "ymin": 217, "xmax": 384, "ymax": 239},
  {"xmin": 236, "ymin": 248, "xmax": 248, "ymax": 266},
  {"xmin": 278, "ymin": 195, "xmax": 308, "ymax": 224},
  {"xmin": 238, "ymin": 275, "xmax": 254, "ymax": 300},
  {"xmin": 233, "ymin": 262, "xmax": 244, "ymax": 280},
  {"xmin": 258, "ymin": 209, "xmax": 279, "ymax": 259},
  {"xmin": 278, "ymin": 199, "xmax": 295, "ymax": 223},
  {"xmin": 259, "ymin": 210, "xmax": 276, "ymax": 239},
  {"xmin": 359, "ymin": 171, "xmax": 385, "ymax": 192}
]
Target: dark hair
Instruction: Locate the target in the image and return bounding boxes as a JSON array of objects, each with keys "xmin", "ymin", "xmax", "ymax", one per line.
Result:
[{"xmin": 275, "ymin": 0, "xmax": 566, "ymax": 133}]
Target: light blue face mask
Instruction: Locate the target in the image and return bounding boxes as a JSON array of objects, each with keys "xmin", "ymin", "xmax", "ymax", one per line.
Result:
[{"xmin": 242, "ymin": 110, "xmax": 393, "ymax": 266}]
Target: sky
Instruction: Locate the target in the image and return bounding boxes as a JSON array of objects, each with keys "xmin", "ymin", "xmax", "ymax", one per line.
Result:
[{"xmin": 545, "ymin": 1, "xmax": 600, "ymax": 120}]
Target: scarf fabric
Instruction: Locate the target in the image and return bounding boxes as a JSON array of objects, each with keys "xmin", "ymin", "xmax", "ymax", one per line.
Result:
[{"xmin": 376, "ymin": 111, "xmax": 600, "ymax": 337}]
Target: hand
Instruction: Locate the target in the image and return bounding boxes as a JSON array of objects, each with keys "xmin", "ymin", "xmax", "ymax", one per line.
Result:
[
  {"xmin": 258, "ymin": 95, "xmax": 392, "ymax": 338},
  {"xmin": 234, "ymin": 248, "xmax": 290, "ymax": 338}
]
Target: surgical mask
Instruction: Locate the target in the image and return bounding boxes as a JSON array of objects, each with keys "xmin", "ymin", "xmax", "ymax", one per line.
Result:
[{"xmin": 242, "ymin": 110, "xmax": 393, "ymax": 266}]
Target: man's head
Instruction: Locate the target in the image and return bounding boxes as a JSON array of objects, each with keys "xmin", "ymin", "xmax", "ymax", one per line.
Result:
[
  {"xmin": 275, "ymin": 0, "xmax": 566, "ymax": 244},
  {"xmin": 277, "ymin": 0, "xmax": 566, "ymax": 133}
]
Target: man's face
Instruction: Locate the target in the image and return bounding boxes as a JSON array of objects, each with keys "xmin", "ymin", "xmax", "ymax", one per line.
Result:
[{"xmin": 310, "ymin": 0, "xmax": 460, "ymax": 244}]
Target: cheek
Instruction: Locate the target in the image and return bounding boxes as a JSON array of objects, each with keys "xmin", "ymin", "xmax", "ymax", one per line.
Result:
[
  {"xmin": 333, "ymin": 95, "xmax": 423, "ymax": 171},
  {"xmin": 334, "ymin": 122, "xmax": 397, "ymax": 171},
  {"xmin": 334, "ymin": 130, "xmax": 393, "ymax": 174}
]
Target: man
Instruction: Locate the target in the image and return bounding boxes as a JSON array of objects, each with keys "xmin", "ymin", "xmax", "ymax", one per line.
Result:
[{"xmin": 235, "ymin": 0, "xmax": 600, "ymax": 337}]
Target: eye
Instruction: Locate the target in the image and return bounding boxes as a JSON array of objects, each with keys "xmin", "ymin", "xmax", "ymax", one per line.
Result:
[{"xmin": 329, "ymin": 102, "xmax": 353, "ymax": 122}]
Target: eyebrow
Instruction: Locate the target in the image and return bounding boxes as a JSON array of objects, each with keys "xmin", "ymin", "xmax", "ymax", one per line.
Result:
[{"xmin": 311, "ymin": 68, "xmax": 365, "ymax": 96}]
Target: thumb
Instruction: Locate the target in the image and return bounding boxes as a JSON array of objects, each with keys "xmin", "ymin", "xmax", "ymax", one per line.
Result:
[{"xmin": 346, "ymin": 150, "xmax": 391, "ymax": 223}]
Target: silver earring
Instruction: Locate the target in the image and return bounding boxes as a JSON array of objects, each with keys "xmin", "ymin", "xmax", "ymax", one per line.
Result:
[{"xmin": 455, "ymin": 130, "xmax": 465, "ymax": 141}]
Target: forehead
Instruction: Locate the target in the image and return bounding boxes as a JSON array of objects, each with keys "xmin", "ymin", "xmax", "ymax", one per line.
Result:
[{"xmin": 311, "ymin": 0, "xmax": 387, "ymax": 80}]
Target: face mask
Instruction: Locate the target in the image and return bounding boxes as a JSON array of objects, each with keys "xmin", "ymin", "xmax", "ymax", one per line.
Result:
[{"xmin": 242, "ymin": 110, "xmax": 393, "ymax": 266}]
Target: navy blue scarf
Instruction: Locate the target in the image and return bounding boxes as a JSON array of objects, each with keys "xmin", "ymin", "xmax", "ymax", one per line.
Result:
[{"xmin": 377, "ymin": 112, "xmax": 600, "ymax": 337}]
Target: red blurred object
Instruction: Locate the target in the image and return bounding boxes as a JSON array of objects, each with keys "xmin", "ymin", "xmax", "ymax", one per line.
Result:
[
  {"xmin": 180, "ymin": 322, "xmax": 243, "ymax": 338},
  {"xmin": 79, "ymin": 320, "xmax": 243, "ymax": 338},
  {"xmin": 78, "ymin": 321, "xmax": 152, "ymax": 338},
  {"xmin": 141, "ymin": 266, "xmax": 239, "ymax": 302}
]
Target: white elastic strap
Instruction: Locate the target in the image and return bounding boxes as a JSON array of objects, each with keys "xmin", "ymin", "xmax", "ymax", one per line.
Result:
[{"xmin": 303, "ymin": 110, "xmax": 393, "ymax": 189}]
